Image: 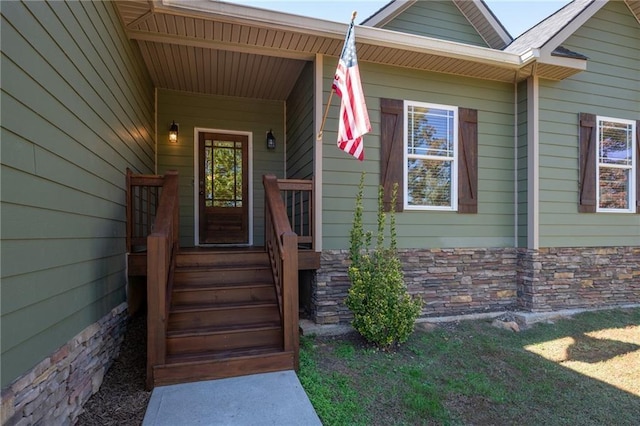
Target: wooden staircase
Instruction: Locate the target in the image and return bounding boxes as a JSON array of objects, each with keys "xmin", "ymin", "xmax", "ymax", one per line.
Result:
[
  {"xmin": 152, "ymin": 250, "xmax": 294, "ymax": 387},
  {"xmin": 127, "ymin": 171, "xmax": 304, "ymax": 389}
]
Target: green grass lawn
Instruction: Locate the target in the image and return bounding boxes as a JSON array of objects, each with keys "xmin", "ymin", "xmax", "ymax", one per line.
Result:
[{"xmin": 298, "ymin": 308, "xmax": 640, "ymax": 426}]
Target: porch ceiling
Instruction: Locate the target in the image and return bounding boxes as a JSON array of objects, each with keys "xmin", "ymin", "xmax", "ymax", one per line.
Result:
[
  {"xmin": 137, "ymin": 41, "xmax": 307, "ymax": 100},
  {"xmin": 114, "ymin": 1, "xmax": 584, "ymax": 100}
]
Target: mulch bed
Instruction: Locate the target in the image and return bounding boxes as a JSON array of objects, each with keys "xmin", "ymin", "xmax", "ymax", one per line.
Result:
[{"xmin": 76, "ymin": 314, "xmax": 150, "ymax": 426}]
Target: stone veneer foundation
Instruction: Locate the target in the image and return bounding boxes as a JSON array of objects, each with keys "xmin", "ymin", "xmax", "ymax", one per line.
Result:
[
  {"xmin": 518, "ymin": 247, "xmax": 640, "ymax": 311},
  {"xmin": 313, "ymin": 246, "xmax": 640, "ymax": 325},
  {"xmin": 313, "ymin": 248, "xmax": 519, "ymax": 324},
  {"xmin": 1, "ymin": 303, "xmax": 128, "ymax": 426}
]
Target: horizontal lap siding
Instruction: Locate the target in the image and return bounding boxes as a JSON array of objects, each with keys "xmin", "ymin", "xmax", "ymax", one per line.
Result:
[
  {"xmin": 321, "ymin": 60, "xmax": 514, "ymax": 250},
  {"xmin": 286, "ymin": 62, "xmax": 314, "ymax": 179},
  {"xmin": 0, "ymin": 1, "xmax": 154, "ymax": 387},
  {"xmin": 382, "ymin": 0, "xmax": 488, "ymax": 47},
  {"xmin": 157, "ymin": 89, "xmax": 285, "ymax": 246},
  {"xmin": 538, "ymin": 2, "xmax": 640, "ymax": 248}
]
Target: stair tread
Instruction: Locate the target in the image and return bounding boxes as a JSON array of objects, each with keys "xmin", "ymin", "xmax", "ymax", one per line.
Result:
[
  {"xmin": 175, "ymin": 263, "xmax": 270, "ymax": 271},
  {"xmin": 167, "ymin": 321, "xmax": 282, "ymax": 337},
  {"xmin": 171, "ymin": 300, "xmax": 278, "ymax": 312},
  {"xmin": 172, "ymin": 281, "xmax": 274, "ymax": 291},
  {"xmin": 164, "ymin": 346, "xmax": 288, "ymax": 365},
  {"xmin": 154, "ymin": 351, "xmax": 294, "ymax": 387}
]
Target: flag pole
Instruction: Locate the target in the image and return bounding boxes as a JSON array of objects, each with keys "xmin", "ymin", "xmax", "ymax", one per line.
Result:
[{"xmin": 317, "ymin": 11, "xmax": 357, "ymax": 141}]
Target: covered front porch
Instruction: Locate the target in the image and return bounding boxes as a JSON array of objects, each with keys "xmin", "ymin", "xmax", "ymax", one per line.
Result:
[{"xmin": 115, "ymin": 1, "xmax": 327, "ymax": 388}]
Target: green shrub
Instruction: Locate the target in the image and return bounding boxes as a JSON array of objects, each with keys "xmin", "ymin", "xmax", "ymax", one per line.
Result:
[{"xmin": 345, "ymin": 173, "xmax": 423, "ymax": 349}]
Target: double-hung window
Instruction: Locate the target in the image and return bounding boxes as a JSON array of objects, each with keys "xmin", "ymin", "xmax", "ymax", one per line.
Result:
[
  {"xmin": 404, "ymin": 101, "xmax": 458, "ymax": 210},
  {"xmin": 380, "ymin": 98, "xmax": 477, "ymax": 214},
  {"xmin": 579, "ymin": 113, "xmax": 638, "ymax": 214},
  {"xmin": 596, "ymin": 117, "xmax": 636, "ymax": 212}
]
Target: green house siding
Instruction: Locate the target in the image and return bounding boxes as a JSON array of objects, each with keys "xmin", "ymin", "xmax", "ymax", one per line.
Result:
[
  {"xmin": 517, "ymin": 80, "xmax": 529, "ymax": 248},
  {"xmin": 1, "ymin": 1, "xmax": 154, "ymax": 388},
  {"xmin": 537, "ymin": 1, "xmax": 640, "ymax": 248},
  {"xmin": 320, "ymin": 60, "xmax": 515, "ymax": 250},
  {"xmin": 157, "ymin": 89, "xmax": 285, "ymax": 247},
  {"xmin": 382, "ymin": 1, "xmax": 489, "ymax": 47},
  {"xmin": 286, "ymin": 61, "xmax": 315, "ymax": 180}
]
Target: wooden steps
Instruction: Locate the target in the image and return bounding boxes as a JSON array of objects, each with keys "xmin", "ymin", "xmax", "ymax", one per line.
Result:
[
  {"xmin": 152, "ymin": 250, "xmax": 292, "ymax": 387},
  {"xmin": 153, "ymin": 351, "xmax": 295, "ymax": 387}
]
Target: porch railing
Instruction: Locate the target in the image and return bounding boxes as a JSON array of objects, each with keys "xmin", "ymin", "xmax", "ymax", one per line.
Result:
[
  {"xmin": 277, "ymin": 178, "xmax": 314, "ymax": 251},
  {"xmin": 263, "ymin": 175, "xmax": 299, "ymax": 368},
  {"xmin": 144, "ymin": 171, "xmax": 179, "ymax": 389},
  {"xmin": 126, "ymin": 168, "xmax": 164, "ymax": 252}
]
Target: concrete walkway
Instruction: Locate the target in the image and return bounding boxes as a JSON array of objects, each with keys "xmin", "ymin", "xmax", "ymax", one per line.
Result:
[{"xmin": 142, "ymin": 370, "xmax": 322, "ymax": 426}]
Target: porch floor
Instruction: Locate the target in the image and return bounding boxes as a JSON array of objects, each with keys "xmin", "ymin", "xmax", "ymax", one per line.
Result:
[{"xmin": 128, "ymin": 246, "xmax": 320, "ymax": 276}]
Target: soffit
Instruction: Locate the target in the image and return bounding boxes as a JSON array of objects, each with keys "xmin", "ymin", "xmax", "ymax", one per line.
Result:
[
  {"xmin": 114, "ymin": 0, "xmax": 582, "ymax": 99},
  {"xmin": 138, "ymin": 41, "xmax": 307, "ymax": 99},
  {"xmin": 626, "ymin": 0, "xmax": 640, "ymax": 23}
]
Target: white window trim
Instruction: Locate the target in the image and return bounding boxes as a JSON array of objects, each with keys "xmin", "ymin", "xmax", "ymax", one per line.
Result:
[
  {"xmin": 403, "ymin": 100, "xmax": 458, "ymax": 211},
  {"xmin": 595, "ymin": 116, "xmax": 636, "ymax": 214}
]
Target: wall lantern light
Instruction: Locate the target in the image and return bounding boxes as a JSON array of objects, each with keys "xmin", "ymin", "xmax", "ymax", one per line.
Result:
[
  {"xmin": 266, "ymin": 129, "xmax": 276, "ymax": 150},
  {"xmin": 169, "ymin": 121, "xmax": 179, "ymax": 143}
]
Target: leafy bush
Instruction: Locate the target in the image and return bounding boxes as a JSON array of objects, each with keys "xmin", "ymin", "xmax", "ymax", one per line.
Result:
[{"xmin": 345, "ymin": 173, "xmax": 423, "ymax": 349}]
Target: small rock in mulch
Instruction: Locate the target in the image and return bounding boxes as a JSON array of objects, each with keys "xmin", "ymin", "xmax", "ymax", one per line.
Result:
[
  {"xmin": 416, "ymin": 322, "xmax": 439, "ymax": 332},
  {"xmin": 76, "ymin": 314, "xmax": 150, "ymax": 426},
  {"xmin": 491, "ymin": 319, "xmax": 520, "ymax": 332}
]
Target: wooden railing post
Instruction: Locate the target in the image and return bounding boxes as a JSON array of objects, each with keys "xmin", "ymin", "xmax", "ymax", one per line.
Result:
[
  {"xmin": 146, "ymin": 234, "xmax": 167, "ymax": 389},
  {"xmin": 144, "ymin": 171, "xmax": 179, "ymax": 389},
  {"xmin": 281, "ymin": 231, "xmax": 299, "ymax": 369},
  {"xmin": 263, "ymin": 174, "xmax": 300, "ymax": 370},
  {"xmin": 126, "ymin": 168, "xmax": 133, "ymax": 253}
]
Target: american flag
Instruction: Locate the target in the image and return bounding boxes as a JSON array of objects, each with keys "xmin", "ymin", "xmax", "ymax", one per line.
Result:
[{"xmin": 333, "ymin": 21, "xmax": 371, "ymax": 161}]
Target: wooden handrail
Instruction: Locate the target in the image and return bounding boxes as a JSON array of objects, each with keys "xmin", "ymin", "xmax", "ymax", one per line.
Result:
[
  {"xmin": 126, "ymin": 168, "xmax": 164, "ymax": 253},
  {"xmin": 263, "ymin": 175, "xmax": 299, "ymax": 369},
  {"xmin": 277, "ymin": 178, "xmax": 314, "ymax": 250},
  {"xmin": 145, "ymin": 171, "xmax": 179, "ymax": 389}
]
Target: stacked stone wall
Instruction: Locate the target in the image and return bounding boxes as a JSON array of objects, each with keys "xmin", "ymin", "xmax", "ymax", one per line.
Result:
[
  {"xmin": 314, "ymin": 246, "xmax": 640, "ymax": 325},
  {"xmin": 518, "ymin": 247, "xmax": 640, "ymax": 311},
  {"xmin": 313, "ymin": 248, "xmax": 519, "ymax": 324},
  {"xmin": 1, "ymin": 303, "xmax": 128, "ymax": 426}
]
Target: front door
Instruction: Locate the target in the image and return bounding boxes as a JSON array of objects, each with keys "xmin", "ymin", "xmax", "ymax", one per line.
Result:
[{"xmin": 199, "ymin": 132, "xmax": 249, "ymax": 244}]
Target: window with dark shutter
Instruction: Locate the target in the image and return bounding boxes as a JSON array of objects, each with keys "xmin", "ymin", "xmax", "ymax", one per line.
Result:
[
  {"xmin": 379, "ymin": 99, "xmax": 478, "ymax": 214},
  {"xmin": 578, "ymin": 113, "xmax": 597, "ymax": 213},
  {"xmin": 458, "ymin": 108, "xmax": 478, "ymax": 213},
  {"xmin": 380, "ymin": 98, "xmax": 404, "ymax": 212},
  {"xmin": 636, "ymin": 120, "xmax": 640, "ymax": 214}
]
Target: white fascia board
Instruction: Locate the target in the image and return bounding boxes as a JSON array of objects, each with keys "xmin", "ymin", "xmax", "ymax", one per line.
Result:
[
  {"xmin": 161, "ymin": 0, "xmax": 364, "ymax": 30},
  {"xmin": 520, "ymin": 48, "xmax": 541, "ymax": 64},
  {"xmin": 361, "ymin": 0, "xmax": 417, "ymax": 27},
  {"xmin": 358, "ymin": 27, "xmax": 522, "ymax": 67},
  {"xmin": 520, "ymin": 48, "xmax": 587, "ymax": 71},
  {"xmin": 539, "ymin": 52, "xmax": 588, "ymax": 71},
  {"xmin": 539, "ymin": 0, "xmax": 607, "ymax": 58},
  {"xmin": 160, "ymin": 0, "xmax": 524, "ymax": 68}
]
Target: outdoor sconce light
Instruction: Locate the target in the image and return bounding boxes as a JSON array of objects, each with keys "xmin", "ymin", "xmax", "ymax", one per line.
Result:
[
  {"xmin": 169, "ymin": 121, "xmax": 179, "ymax": 143},
  {"xmin": 266, "ymin": 129, "xmax": 276, "ymax": 150}
]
